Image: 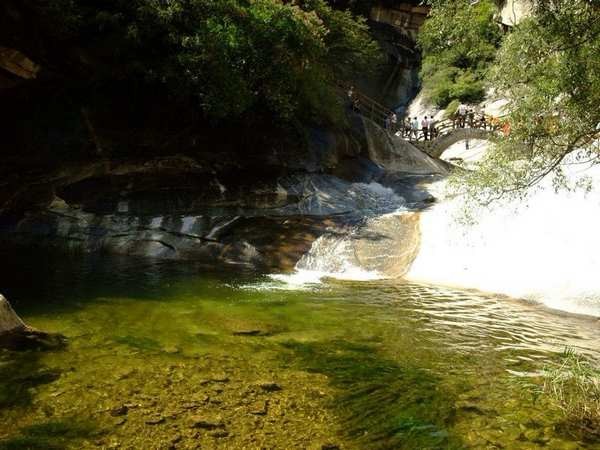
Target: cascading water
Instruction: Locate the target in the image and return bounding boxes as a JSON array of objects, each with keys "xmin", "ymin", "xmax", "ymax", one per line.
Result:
[
  {"xmin": 361, "ymin": 117, "xmax": 449, "ymax": 175},
  {"xmin": 269, "ymin": 181, "xmax": 422, "ymax": 287},
  {"xmin": 407, "ymin": 156, "xmax": 600, "ymax": 318}
]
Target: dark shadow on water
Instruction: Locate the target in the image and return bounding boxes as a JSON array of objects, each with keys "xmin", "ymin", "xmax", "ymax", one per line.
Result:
[
  {"xmin": 0, "ymin": 418, "xmax": 101, "ymax": 450},
  {"xmin": 0, "ymin": 350, "xmax": 61, "ymax": 410},
  {"xmin": 281, "ymin": 340, "xmax": 465, "ymax": 449},
  {"xmin": 0, "ymin": 245, "xmax": 251, "ymax": 317}
]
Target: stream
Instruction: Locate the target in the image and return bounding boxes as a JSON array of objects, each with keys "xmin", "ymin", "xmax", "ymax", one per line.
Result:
[{"xmin": 1, "ymin": 248, "xmax": 599, "ymax": 449}]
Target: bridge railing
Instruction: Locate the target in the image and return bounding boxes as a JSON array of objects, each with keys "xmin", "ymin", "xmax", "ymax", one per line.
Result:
[
  {"xmin": 340, "ymin": 84, "xmax": 394, "ymax": 127},
  {"xmin": 398, "ymin": 115, "xmax": 502, "ymax": 144},
  {"xmin": 339, "ymin": 83, "xmax": 504, "ymax": 146}
]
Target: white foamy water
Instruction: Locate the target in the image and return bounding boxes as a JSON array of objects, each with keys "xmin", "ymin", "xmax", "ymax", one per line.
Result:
[
  {"xmin": 254, "ymin": 182, "xmax": 407, "ymax": 290},
  {"xmin": 407, "ymin": 160, "xmax": 600, "ymax": 318}
]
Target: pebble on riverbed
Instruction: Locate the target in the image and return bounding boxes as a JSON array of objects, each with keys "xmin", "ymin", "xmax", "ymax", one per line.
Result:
[
  {"xmin": 259, "ymin": 382, "xmax": 282, "ymax": 392},
  {"xmin": 189, "ymin": 416, "xmax": 225, "ymax": 430}
]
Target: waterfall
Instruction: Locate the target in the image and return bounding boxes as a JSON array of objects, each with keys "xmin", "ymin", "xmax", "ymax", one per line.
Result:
[
  {"xmin": 361, "ymin": 117, "xmax": 449, "ymax": 175},
  {"xmin": 407, "ymin": 160, "xmax": 600, "ymax": 318},
  {"xmin": 269, "ymin": 182, "xmax": 421, "ymax": 287}
]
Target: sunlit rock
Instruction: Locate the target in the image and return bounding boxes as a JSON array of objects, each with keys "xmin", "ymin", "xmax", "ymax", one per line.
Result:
[{"xmin": 0, "ymin": 293, "xmax": 65, "ymax": 350}]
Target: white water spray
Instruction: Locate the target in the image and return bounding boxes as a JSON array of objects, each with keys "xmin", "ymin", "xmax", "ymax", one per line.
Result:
[
  {"xmin": 265, "ymin": 182, "xmax": 415, "ymax": 288},
  {"xmin": 407, "ymin": 155, "xmax": 600, "ymax": 318}
]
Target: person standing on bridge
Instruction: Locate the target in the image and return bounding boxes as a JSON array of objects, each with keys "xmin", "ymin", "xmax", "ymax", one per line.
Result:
[
  {"xmin": 458, "ymin": 103, "xmax": 467, "ymax": 128},
  {"xmin": 421, "ymin": 116, "xmax": 429, "ymax": 141},
  {"xmin": 411, "ymin": 117, "xmax": 419, "ymax": 140},
  {"xmin": 479, "ymin": 113, "xmax": 487, "ymax": 130},
  {"xmin": 390, "ymin": 112, "xmax": 398, "ymax": 134},
  {"xmin": 403, "ymin": 117, "xmax": 411, "ymax": 137},
  {"xmin": 428, "ymin": 115, "xmax": 437, "ymax": 139},
  {"xmin": 468, "ymin": 109, "xmax": 475, "ymax": 128},
  {"xmin": 348, "ymin": 86, "xmax": 359, "ymax": 112}
]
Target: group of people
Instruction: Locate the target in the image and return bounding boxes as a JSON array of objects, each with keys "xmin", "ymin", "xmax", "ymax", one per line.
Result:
[
  {"xmin": 347, "ymin": 86, "xmax": 499, "ymax": 141},
  {"xmin": 454, "ymin": 103, "xmax": 488, "ymax": 130},
  {"xmin": 394, "ymin": 115, "xmax": 438, "ymax": 141},
  {"xmin": 382, "ymin": 111, "xmax": 438, "ymax": 141}
]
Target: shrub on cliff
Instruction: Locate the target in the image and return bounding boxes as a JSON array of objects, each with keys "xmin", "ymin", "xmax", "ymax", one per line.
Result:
[
  {"xmin": 20, "ymin": 0, "xmax": 380, "ymax": 125},
  {"xmin": 454, "ymin": 0, "xmax": 600, "ymax": 205}
]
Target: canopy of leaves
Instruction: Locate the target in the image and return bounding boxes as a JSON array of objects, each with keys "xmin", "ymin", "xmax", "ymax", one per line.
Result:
[
  {"xmin": 27, "ymin": 0, "xmax": 380, "ymax": 125},
  {"xmin": 417, "ymin": 0, "xmax": 502, "ymax": 107},
  {"xmin": 454, "ymin": 0, "xmax": 600, "ymax": 205}
]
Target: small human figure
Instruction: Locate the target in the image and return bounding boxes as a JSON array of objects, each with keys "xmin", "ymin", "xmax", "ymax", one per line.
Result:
[
  {"xmin": 404, "ymin": 117, "xmax": 411, "ymax": 138},
  {"xmin": 411, "ymin": 117, "xmax": 419, "ymax": 140},
  {"xmin": 390, "ymin": 112, "xmax": 398, "ymax": 134},
  {"xmin": 347, "ymin": 86, "xmax": 360, "ymax": 112},
  {"xmin": 458, "ymin": 103, "xmax": 467, "ymax": 128},
  {"xmin": 468, "ymin": 109, "xmax": 475, "ymax": 128},
  {"xmin": 479, "ymin": 113, "xmax": 487, "ymax": 130},
  {"xmin": 421, "ymin": 116, "xmax": 429, "ymax": 141},
  {"xmin": 428, "ymin": 115, "xmax": 437, "ymax": 139}
]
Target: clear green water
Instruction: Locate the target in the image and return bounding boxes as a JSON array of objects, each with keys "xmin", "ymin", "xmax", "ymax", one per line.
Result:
[{"xmin": 1, "ymin": 250, "xmax": 599, "ymax": 449}]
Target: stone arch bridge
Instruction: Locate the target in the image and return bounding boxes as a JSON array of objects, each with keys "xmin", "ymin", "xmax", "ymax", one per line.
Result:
[
  {"xmin": 345, "ymin": 86, "xmax": 499, "ymax": 159},
  {"xmin": 409, "ymin": 127, "xmax": 496, "ymax": 158}
]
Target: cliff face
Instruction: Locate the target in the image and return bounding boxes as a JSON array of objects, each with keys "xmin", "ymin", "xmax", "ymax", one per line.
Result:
[
  {"xmin": 498, "ymin": 0, "xmax": 533, "ymax": 27},
  {"xmin": 0, "ymin": 1, "xmax": 446, "ymax": 272}
]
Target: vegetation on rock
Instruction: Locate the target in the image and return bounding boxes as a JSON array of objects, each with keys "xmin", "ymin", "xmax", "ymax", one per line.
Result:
[{"xmin": 541, "ymin": 349, "xmax": 600, "ymax": 442}]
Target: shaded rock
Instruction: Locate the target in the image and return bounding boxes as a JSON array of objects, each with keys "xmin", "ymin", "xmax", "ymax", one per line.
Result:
[
  {"xmin": 110, "ymin": 405, "xmax": 129, "ymax": 416},
  {"xmin": 259, "ymin": 382, "xmax": 282, "ymax": 392},
  {"xmin": 180, "ymin": 401, "xmax": 203, "ymax": 410},
  {"xmin": 232, "ymin": 329, "xmax": 264, "ymax": 336},
  {"xmin": 210, "ymin": 430, "xmax": 230, "ymax": 438},
  {"xmin": 0, "ymin": 293, "xmax": 66, "ymax": 350},
  {"xmin": 0, "ymin": 293, "xmax": 25, "ymax": 333},
  {"xmin": 113, "ymin": 417, "xmax": 127, "ymax": 426},
  {"xmin": 145, "ymin": 416, "xmax": 166, "ymax": 425},
  {"xmin": 322, "ymin": 445, "xmax": 340, "ymax": 450},
  {"xmin": 190, "ymin": 416, "xmax": 225, "ymax": 430},
  {"xmin": 0, "ymin": 47, "xmax": 40, "ymax": 79},
  {"xmin": 200, "ymin": 375, "xmax": 230, "ymax": 385},
  {"xmin": 162, "ymin": 346, "xmax": 180, "ymax": 354}
]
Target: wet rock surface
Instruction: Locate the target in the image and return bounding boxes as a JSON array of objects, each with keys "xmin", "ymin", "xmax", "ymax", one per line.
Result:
[{"xmin": 0, "ymin": 170, "xmax": 434, "ymax": 272}]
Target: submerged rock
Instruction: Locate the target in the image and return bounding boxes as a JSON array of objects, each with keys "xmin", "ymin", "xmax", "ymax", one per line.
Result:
[
  {"xmin": 0, "ymin": 293, "xmax": 65, "ymax": 350},
  {"xmin": 190, "ymin": 416, "xmax": 225, "ymax": 430},
  {"xmin": 259, "ymin": 382, "xmax": 282, "ymax": 392},
  {"xmin": 0, "ymin": 293, "xmax": 25, "ymax": 334},
  {"xmin": 232, "ymin": 329, "xmax": 265, "ymax": 336}
]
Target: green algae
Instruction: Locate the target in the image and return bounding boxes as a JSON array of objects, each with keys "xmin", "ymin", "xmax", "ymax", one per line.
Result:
[
  {"xmin": 0, "ymin": 419, "xmax": 100, "ymax": 450},
  {"xmin": 0, "ymin": 251, "xmax": 599, "ymax": 449},
  {"xmin": 281, "ymin": 339, "xmax": 464, "ymax": 449}
]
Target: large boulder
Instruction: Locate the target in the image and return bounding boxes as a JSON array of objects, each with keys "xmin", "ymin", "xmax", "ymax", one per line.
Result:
[
  {"xmin": 0, "ymin": 293, "xmax": 25, "ymax": 335},
  {"xmin": 0, "ymin": 294, "xmax": 65, "ymax": 350}
]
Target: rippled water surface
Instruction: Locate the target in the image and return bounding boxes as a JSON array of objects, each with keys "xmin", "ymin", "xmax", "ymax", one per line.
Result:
[{"xmin": 1, "ymin": 249, "xmax": 599, "ymax": 449}]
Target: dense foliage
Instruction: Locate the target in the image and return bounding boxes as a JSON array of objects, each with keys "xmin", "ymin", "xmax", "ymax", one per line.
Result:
[
  {"xmin": 455, "ymin": 0, "xmax": 600, "ymax": 204},
  {"xmin": 417, "ymin": 0, "xmax": 502, "ymax": 107},
  {"xmin": 27, "ymin": 0, "xmax": 380, "ymax": 124}
]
